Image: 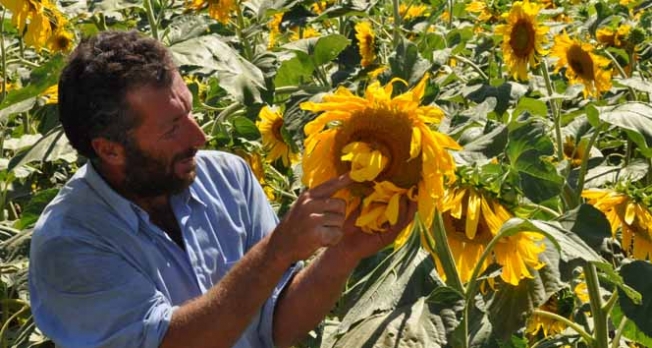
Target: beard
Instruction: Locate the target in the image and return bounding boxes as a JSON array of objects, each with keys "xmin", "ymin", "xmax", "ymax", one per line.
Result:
[{"xmin": 123, "ymin": 142, "xmax": 198, "ymax": 198}]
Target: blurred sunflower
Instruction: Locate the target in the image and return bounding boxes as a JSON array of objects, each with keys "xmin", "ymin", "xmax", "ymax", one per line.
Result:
[
  {"xmin": 551, "ymin": 32, "xmax": 612, "ymax": 98},
  {"xmin": 41, "ymin": 84, "xmax": 58, "ymax": 104},
  {"xmin": 562, "ymin": 136, "xmax": 587, "ymax": 168},
  {"xmin": 466, "ymin": 1, "xmax": 500, "ymax": 22},
  {"xmin": 494, "ymin": 0, "xmax": 549, "ymax": 81},
  {"xmin": 526, "ymin": 292, "xmax": 573, "ymax": 338},
  {"xmin": 267, "ymin": 13, "xmax": 283, "ymax": 48},
  {"xmin": 439, "ymin": 185, "xmax": 546, "ymax": 285},
  {"xmin": 582, "ymin": 189, "xmax": 652, "ymax": 260},
  {"xmin": 1, "ymin": 0, "xmax": 35, "ymax": 31},
  {"xmin": 290, "ymin": 26, "xmax": 320, "ymax": 40},
  {"xmin": 256, "ymin": 106, "xmax": 299, "ymax": 167},
  {"xmin": 399, "ymin": 4, "xmax": 429, "ymax": 20},
  {"xmin": 234, "ymin": 148, "xmax": 275, "ymax": 201},
  {"xmin": 186, "ymin": 0, "xmax": 237, "ymax": 24},
  {"xmin": 596, "ymin": 24, "xmax": 631, "ymax": 48},
  {"xmin": 301, "ymin": 75, "xmax": 460, "ymax": 234},
  {"xmin": 355, "ymin": 21, "xmax": 376, "ymax": 68}
]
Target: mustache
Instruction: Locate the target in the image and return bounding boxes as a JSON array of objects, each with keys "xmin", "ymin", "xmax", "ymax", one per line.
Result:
[{"xmin": 173, "ymin": 148, "xmax": 199, "ymax": 162}]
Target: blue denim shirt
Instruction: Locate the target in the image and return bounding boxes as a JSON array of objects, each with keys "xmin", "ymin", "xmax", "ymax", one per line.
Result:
[{"xmin": 28, "ymin": 150, "xmax": 299, "ymax": 348}]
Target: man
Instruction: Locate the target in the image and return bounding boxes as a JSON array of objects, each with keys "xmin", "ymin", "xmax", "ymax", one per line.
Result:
[{"xmin": 28, "ymin": 30, "xmax": 415, "ymax": 348}]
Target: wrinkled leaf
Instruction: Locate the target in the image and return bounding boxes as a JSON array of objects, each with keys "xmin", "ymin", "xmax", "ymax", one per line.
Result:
[
  {"xmin": 8, "ymin": 127, "xmax": 76, "ymax": 171},
  {"xmin": 88, "ymin": 0, "xmax": 142, "ymax": 12},
  {"xmin": 558, "ymin": 204, "xmax": 611, "ymax": 252},
  {"xmin": 0, "ymin": 98, "xmax": 36, "ymax": 124},
  {"xmin": 0, "ymin": 56, "xmax": 64, "ymax": 108},
  {"xmin": 598, "ymin": 102, "xmax": 652, "ymax": 157},
  {"xmin": 618, "ymin": 261, "xmax": 652, "ymax": 337},
  {"xmin": 274, "ymin": 53, "xmax": 315, "ymax": 87}
]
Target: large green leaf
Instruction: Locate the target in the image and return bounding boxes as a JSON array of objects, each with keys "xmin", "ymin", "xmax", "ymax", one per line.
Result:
[
  {"xmin": 582, "ymin": 159, "xmax": 649, "ymax": 187},
  {"xmin": 0, "ymin": 98, "xmax": 36, "ymax": 124},
  {"xmin": 557, "ymin": 204, "xmax": 611, "ymax": 252},
  {"xmin": 313, "ymin": 34, "xmax": 350, "ymax": 66},
  {"xmin": 611, "ymin": 301, "xmax": 652, "ymax": 347},
  {"xmin": 618, "ymin": 261, "xmax": 652, "ymax": 337},
  {"xmin": 0, "ymin": 56, "xmax": 64, "ymax": 108},
  {"xmin": 231, "ymin": 116, "xmax": 261, "ymax": 140},
  {"xmin": 274, "ymin": 53, "xmax": 316, "ymax": 88},
  {"xmin": 461, "ymin": 124, "xmax": 509, "ymax": 158},
  {"xmin": 14, "ymin": 188, "xmax": 59, "ymax": 230},
  {"xmin": 388, "ymin": 39, "xmax": 431, "ymax": 88},
  {"xmin": 87, "ymin": 0, "xmax": 143, "ymax": 12},
  {"xmin": 598, "ymin": 102, "xmax": 652, "ymax": 157},
  {"xmin": 170, "ymin": 35, "xmax": 266, "ymax": 104},
  {"xmin": 163, "ymin": 15, "xmax": 214, "ymax": 45},
  {"xmin": 336, "ymin": 228, "xmax": 444, "ymax": 333},
  {"xmin": 7, "ymin": 127, "xmax": 76, "ymax": 171},
  {"xmin": 506, "ymin": 118, "xmax": 563, "ymax": 203},
  {"xmin": 331, "ymin": 296, "xmax": 460, "ymax": 348}
]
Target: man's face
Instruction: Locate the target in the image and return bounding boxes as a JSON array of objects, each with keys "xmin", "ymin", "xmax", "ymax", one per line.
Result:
[{"xmin": 122, "ymin": 72, "xmax": 207, "ymax": 197}]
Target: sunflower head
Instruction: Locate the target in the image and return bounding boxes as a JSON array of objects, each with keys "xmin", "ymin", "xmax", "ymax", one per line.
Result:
[
  {"xmin": 256, "ymin": 106, "xmax": 299, "ymax": 167},
  {"xmin": 551, "ymin": 32, "xmax": 613, "ymax": 98},
  {"xmin": 354, "ymin": 21, "xmax": 376, "ymax": 68},
  {"xmin": 301, "ymin": 75, "xmax": 461, "ymax": 234},
  {"xmin": 494, "ymin": 0, "xmax": 549, "ymax": 81}
]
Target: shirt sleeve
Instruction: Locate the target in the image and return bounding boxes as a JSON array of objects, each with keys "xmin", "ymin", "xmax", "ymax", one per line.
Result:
[
  {"xmin": 29, "ymin": 234, "xmax": 175, "ymax": 348},
  {"xmin": 233, "ymin": 154, "xmax": 304, "ymax": 347}
]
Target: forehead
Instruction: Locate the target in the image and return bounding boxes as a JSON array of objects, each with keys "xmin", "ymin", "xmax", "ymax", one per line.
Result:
[{"xmin": 125, "ymin": 72, "xmax": 191, "ymax": 127}]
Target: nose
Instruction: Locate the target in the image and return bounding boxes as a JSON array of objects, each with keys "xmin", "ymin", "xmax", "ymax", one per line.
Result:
[{"xmin": 185, "ymin": 114, "xmax": 207, "ymax": 148}]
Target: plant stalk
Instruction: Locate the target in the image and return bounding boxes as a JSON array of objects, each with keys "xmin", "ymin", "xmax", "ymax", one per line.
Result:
[
  {"xmin": 611, "ymin": 316, "xmax": 628, "ymax": 348},
  {"xmin": 1, "ymin": 8, "xmax": 7, "ymax": 102},
  {"xmin": 532, "ymin": 309, "xmax": 594, "ymax": 344},
  {"xmin": 235, "ymin": 0, "xmax": 253, "ymax": 60},
  {"xmin": 576, "ymin": 123, "xmax": 605, "ymax": 200},
  {"xmin": 144, "ymin": 0, "xmax": 159, "ymax": 40},
  {"xmin": 392, "ymin": 0, "xmax": 401, "ymax": 47},
  {"xmin": 584, "ymin": 263, "xmax": 609, "ymax": 348},
  {"xmin": 540, "ymin": 61, "xmax": 564, "ymax": 161}
]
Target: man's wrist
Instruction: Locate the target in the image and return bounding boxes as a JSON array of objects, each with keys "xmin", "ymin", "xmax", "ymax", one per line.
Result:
[{"xmin": 322, "ymin": 244, "xmax": 361, "ymax": 272}]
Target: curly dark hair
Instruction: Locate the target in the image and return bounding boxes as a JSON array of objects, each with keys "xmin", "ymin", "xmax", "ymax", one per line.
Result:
[{"xmin": 58, "ymin": 30, "xmax": 177, "ymax": 160}]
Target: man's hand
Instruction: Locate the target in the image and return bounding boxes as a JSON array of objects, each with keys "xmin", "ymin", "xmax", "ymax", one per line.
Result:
[
  {"xmin": 270, "ymin": 173, "xmax": 353, "ymax": 263},
  {"xmin": 335, "ymin": 194, "xmax": 418, "ymax": 264}
]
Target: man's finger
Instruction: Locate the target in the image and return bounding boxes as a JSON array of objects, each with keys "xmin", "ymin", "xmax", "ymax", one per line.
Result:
[{"xmin": 309, "ymin": 173, "xmax": 354, "ymax": 198}]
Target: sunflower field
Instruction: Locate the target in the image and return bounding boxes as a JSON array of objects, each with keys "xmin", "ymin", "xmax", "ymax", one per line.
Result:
[{"xmin": 2, "ymin": 0, "xmax": 652, "ymax": 347}]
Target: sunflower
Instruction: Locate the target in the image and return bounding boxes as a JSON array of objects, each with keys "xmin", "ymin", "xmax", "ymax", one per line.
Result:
[
  {"xmin": 301, "ymin": 75, "xmax": 460, "ymax": 235},
  {"xmin": 186, "ymin": 0, "xmax": 236, "ymax": 24},
  {"xmin": 562, "ymin": 135, "xmax": 587, "ymax": 168},
  {"xmin": 41, "ymin": 84, "xmax": 58, "ymax": 104},
  {"xmin": 526, "ymin": 292, "xmax": 571, "ymax": 338},
  {"xmin": 234, "ymin": 148, "xmax": 275, "ymax": 201},
  {"xmin": 596, "ymin": 24, "xmax": 631, "ymax": 48},
  {"xmin": 439, "ymin": 185, "xmax": 546, "ymax": 285},
  {"xmin": 267, "ymin": 13, "xmax": 283, "ymax": 48},
  {"xmin": 582, "ymin": 189, "xmax": 652, "ymax": 260},
  {"xmin": 290, "ymin": 26, "xmax": 320, "ymax": 41},
  {"xmin": 465, "ymin": 1, "xmax": 499, "ymax": 22},
  {"xmin": 494, "ymin": 0, "xmax": 549, "ymax": 81},
  {"xmin": 399, "ymin": 4, "xmax": 429, "ymax": 20},
  {"xmin": 355, "ymin": 21, "xmax": 376, "ymax": 68},
  {"xmin": 551, "ymin": 32, "xmax": 613, "ymax": 98},
  {"xmin": 256, "ymin": 106, "xmax": 299, "ymax": 167}
]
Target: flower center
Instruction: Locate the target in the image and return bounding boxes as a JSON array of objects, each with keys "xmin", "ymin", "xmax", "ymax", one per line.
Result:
[
  {"xmin": 271, "ymin": 118, "xmax": 284, "ymax": 143},
  {"xmin": 333, "ymin": 107, "xmax": 422, "ymax": 193},
  {"xmin": 567, "ymin": 44, "xmax": 595, "ymax": 81},
  {"xmin": 510, "ymin": 19, "xmax": 535, "ymax": 59}
]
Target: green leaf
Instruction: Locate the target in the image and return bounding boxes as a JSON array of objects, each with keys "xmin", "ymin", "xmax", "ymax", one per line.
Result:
[
  {"xmin": 331, "ymin": 296, "xmax": 458, "ymax": 348},
  {"xmin": 513, "ymin": 97, "xmax": 548, "ymax": 119},
  {"xmin": 593, "ymin": 262, "xmax": 641, "ymax": 305},
  {"xmin": 14, "ymin": 188, "xmax": 59, "ymax": 230},
  {"xmin": 598, "ymin": 102, "xmax": 652, "ymax": 157},
  {"xmin": 611, "ymin": 301, "xmax": 652, "ymax": 347},
  {"xmin": 557, "ymin": 204, "xmax": 611, "ymax": 252},
  {"xmin": 336, "ymin": 227, "xmax": 444, "ymax": 333},
  {"xmin": 506, "ymin": 118, "xmax": 563, "ymax": 203},
  {"xmin": 0, "ymin": 56, "xmax": 64, "ymax": 108},
  {"xmin": 0, "ymin": 98, "xmax": 36, "ymax": 124},
  {"xmin": 388, "ymin": 39, "xmax": 431, "ymax": 88},
  {"xmin": 618, "ymin": 261, "xmax": 652, "ymax": 337},
  {"xmin": 8, "ymin": 127, "xmax": 76, "ymax": 171},
  {"xmin": 231, "ymin": 116, "xmax": 261, "ymax": 140},
  {"xmin": 170, "ymin": 35, "xmax": 266, "ymax": 104},
  {"xmin": 88, "ymin": 0, "xmax": 143, "ymax": 12},
  {"xmin": 163, "ymin": 15, "xmax": 214, "ymax": 45},
  {"xmin": 274, "ymin": 53, "xmax": 315, "ymax": 87},
  {"xmin": 313, "ymin": 34, "xmax": 350, "ymax": 66},
  {"xmin": 616, "ymin": 77, "xmax": 652, "ymax": 95},
  {"xmin": 583, "ymin": 159, "xmax": 649, "ymax": 187}
]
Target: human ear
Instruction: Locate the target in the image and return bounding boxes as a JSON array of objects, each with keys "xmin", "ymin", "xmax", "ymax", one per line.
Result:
[{"xmin": 90, "ymin": 137, "xmax": 126, "ymax": 166}]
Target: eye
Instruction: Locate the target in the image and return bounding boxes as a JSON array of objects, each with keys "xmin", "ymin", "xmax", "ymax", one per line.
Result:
[{"xmin": 165, "ymin": 124, "xmax": 179, "ymax": 136}]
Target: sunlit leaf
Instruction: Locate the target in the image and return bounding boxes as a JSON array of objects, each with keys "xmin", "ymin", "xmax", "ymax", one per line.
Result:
[{"xmin": 598, "ymin": 102, "xmax": 652, "ymax": 157}]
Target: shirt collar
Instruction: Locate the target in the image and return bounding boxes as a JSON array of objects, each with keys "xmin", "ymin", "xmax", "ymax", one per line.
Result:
[{"xmin": 81, "ymin": 162, "xmax": 143, "ymax": 233}]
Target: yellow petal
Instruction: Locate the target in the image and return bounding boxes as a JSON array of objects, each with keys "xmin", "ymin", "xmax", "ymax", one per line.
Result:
[
  {"xmin": 409, "ymin": 126, "xmax": 422, "ymax": 160},
  {"xmin": 465, "ymin": 190, "xmax": 481, "ymax": 239},
  {"xmin": 625, "ymin": 202, "xmax": 636, "ymax": 226},
  {"xmin": 386, "ymin": 193, "xmax": 401, "ymax": 225}
]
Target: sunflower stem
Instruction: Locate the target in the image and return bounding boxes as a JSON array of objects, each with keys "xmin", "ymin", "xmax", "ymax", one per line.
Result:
[
  {"xmin": 611, "ymin": 316, "xmax": 628, "ymax": 348},
  {"xmin": 144, "ymin": 0, "xmax": 159, "ymax": 41},
  {"xmin": 392, "ymin": 0, "xmax": 401, "ymax": 47},
  {"xmin": 584, "ymin": 262, "xmax": 609, "ymax": 348},
  {"xmin": 1, "ymin": 8, "xmax": 7, "ymax": 102},
  {"xmin": 447, "ymin": 0, "xmax": 453, "ymax": 29},
  {"xmin": 235, "ymin": 0, "xmax": 253, "ymax": 61},
  {"xmin": 451, "ymin": 54, "xmax": 488, "ymax": 82},
  {"xmin": 603, "ymin": 49, "xmax": 637, "ymax": 101},
  {"xmin": 539, "ymin": 60, "xmax": 564, "ymax": 162},
  {"xmin": 430, "ymin": 210, "xmax": 465, "ymax": 293},
  {"xmin": 522, "ymin": 202, "xmax": 561, "ymax": 218},
  {"xmin": 532, "ymin": 309, "xmax": 594, "ymax": 344},
  {"xmin": 576, "ymin": 123, "xmax": 605, "ymax": 201}
]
